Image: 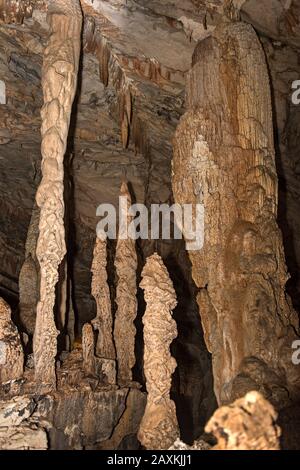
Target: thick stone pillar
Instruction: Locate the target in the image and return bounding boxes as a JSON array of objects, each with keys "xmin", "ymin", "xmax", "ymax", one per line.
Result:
[
  {"xmin": 114, "ymin": 182, "xmax": 137, "ymax": 385},
  {"xmin": 173, "ymin": 21, "xmax": 300, "ymax": 406},
  {"xmin": 139, "ymin": 253, "xmax": 179, "ymax": 450},
  {"xmin": 33, "ymin": 0, "xmax": 82, "ymax": 390}
]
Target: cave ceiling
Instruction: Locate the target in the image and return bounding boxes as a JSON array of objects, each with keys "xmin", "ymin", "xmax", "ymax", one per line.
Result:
[{"xmin": 0, "ymin": 0, "xmax": 300, "ymax": 319}]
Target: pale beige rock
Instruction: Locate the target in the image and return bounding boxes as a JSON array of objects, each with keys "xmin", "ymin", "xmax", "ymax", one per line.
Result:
[
  {"xmin": 139, "ymin": 253, "xmax": 179, "ymax": 450},
  {"xmin": 0, "ymin": 298, "xmax": 23, "ymax": 383},
  {"xmin": 82, "ymin": 323, "xmax": 95, "ymax": 376},
  {"xmin": 114, "ymin": 182, "xmax": 138, "ymax": 385},
  {"xmin": 0, "ymin": 424, "xmax": 48, "ymax": 450},
  {"xmin": 172, "ymin": 21, "xmax": 300, "ymax": 406},
  {"xmin": 169, "ymin": 438, "xmax": 211, "ymax": 450},
  {"xmin": 0, "ymin": 396, "xmax": 35, "ymax": 427},
  {"xmin": 95, "ymin": 358, "xmax": 116, "ymax": 385},
  {"xmin": 33, "ymin": 0, "xmax": 82, "ymax": 390},
  {"xmin": 205, "ymin": 391, "xmax": 281, "ymax": 450},
  {"xmin": 91, "ymin": 236, "xmax": 115, "ymax": 360}
]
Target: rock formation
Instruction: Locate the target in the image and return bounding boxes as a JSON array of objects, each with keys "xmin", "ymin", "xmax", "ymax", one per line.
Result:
[
  {"xmin": 173, "ymin": 20, "xmax": 300, "ymax": 406},
  {"xmin": 33, "ymin": 0, "xmax": 82, "ymax": 390},
  {"xmin": 139, "ymin": 253, "xmax": 179, "ymax": 450},
  {"xmin": 114, "ymin": 182, "xmax": 138, "ymax": 385},
  {"xmin": 206, "ymin": 391, "xmax": 281, "ymax": 450},
  {"xmin": 82, "ymin": 323, "xmax": 95, "ymax": 376},
  {"xmin": 19, "ymin": 203, "xmax": 39, "ymax": 337},
  {"xmin": 0, "ymin": 298, "xmax": 23, "ymax": 383},
  {"xmin": 91, "ymin": 236, "xmax": 115, "ymax": 360}
]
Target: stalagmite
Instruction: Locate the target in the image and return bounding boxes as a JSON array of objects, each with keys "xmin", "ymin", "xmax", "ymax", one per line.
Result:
[
  {"xmin": 82, "ymin": 323, "xmax": 95, "ymax": 376},
  {"xmin": 172, "ymin": 20, "xmax": 300, "ymax": 405},
  {"xmin": 33, "ymin": 0, "xmax": 82, "ymax": 390},
  {"xmin": 66, "ymin": 279, "xmax": 75, "ymax": 352},
  {"xmin": 114, "ymin": 182, "xmax": 137, "ymax": 385},
  {"xmin": 19, "ymin": 203, "xmax": 40, "ymax": 336},
  {"xmin": 0, "ymin": 298, "xmax": 23, "ymax": 383},
  {"xmin": 138, "ymin": 253, "xmax": 179, "ymax": 450},
  {"xmin": 91, "ymin": 237, "xmax": 115, "ymax": 360},
  {"xmin": 205, "ymin": 391, "xmax": 281, "ymax": 450}
]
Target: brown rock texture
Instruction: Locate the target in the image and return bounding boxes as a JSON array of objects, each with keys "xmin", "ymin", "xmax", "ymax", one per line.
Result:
[
  {"xmin": 114, "ymin": 182, "xmax": 138, "ymax": 385},
  {"xmin": 19, "ymin": 204, "xmax": 40, "ymax": 336},
  {"xmin": 33, "ymin": 0, "xmax": 82, "ymax": 390},
  {"xmin": 91, "ymin": 236, "xmax": 115, "ymax": 360},
  {"xmin": 173, "ymin": 20, "xmax": 300, "ymax": 405},
  {"xmin": 0, "ymin": 298, "xmax": 23, "ymax": 383},
  {"xmin": 139, "ymin": 253, "xmax": 179, "ymax": 450},
  {"xmin": 82, "ymin": 323, "xmax": 95, "ymax": 376},
  {"xmin": 205, "ymin": 391, "xmax": 281, "ymax": 450}
]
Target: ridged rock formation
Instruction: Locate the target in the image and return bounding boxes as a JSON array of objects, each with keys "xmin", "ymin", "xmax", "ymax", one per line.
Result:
[
  {"xmin": 173, "ymin": 20, "xmax": 300, "ymax": 406},
  {"xmin": 91, "ymin": 237, "xmax": 115, "ymax": 360},
  {"xmin": 33, "ymin": 0, "xmax": 82, "ymax": 389},
  {"xmin": 114, "ymin": 182, "xmax": 137, "ymax": 385},
  {"xmin": 206, "ymin": 391, "xmax": 281, "ymax": 450},
  {"xmin": 0, "ymin": 298, "xmax": 23, "ymax": 383},
  {"xmin": 139, "ymin": 253, "xmax": 179, "ymax": 450}
]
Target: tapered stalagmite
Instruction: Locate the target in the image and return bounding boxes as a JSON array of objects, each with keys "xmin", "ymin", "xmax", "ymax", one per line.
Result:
[
  {"xmin": 173, "ymin": 21, "xmax": 300, "ymax": 405},
  {"xmin": 19, "ymin": 203, "xmax": 39, "ymax": 336},
  {"xmin": 33, "ymin": 0, "xmax": 82, "ymax": 389},
  {"xmin": 91, "ymin": 237, "xmax": 115, "ymax": 359},
  {"xmin": 0, "ymin": 298, "xmax": 23, "ymax": 383},
  {"xmin": 206, "ymin": 391, "xmax": 281, "ymax": 450},
  {"xmin": 114, "ymin": 182, "xmax": 137, "ymax": 385},
  {"xmin": 139, "ymin": 253, "xmax": 179, "ymax": 450}
]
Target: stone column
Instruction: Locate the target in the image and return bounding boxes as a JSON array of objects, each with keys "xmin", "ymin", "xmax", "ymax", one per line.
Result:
[
  {"xmin": 138, "ymin": 253, "xmax": 179, "ymax": 450},
  {"xmin": 91, "ymin": 237, "xmax": 115, "ymax": 359},
  {"xmin": 33, "ymin": 0, "xmax": 82, "ymax": 390},
  {"xmin": 114, "ymin": 182, "xmax": 137, "ymax": 385},
  {"xmin": 172, "ymin": 20, "xmax": 300, "ymax": 406}
]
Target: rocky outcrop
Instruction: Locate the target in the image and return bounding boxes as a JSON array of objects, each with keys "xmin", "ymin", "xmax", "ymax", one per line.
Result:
[
  {"xmin": 173, "ymin": 20, "xmax": 300, "ymax": 406},
  {"xmin": 206, "ymin": 391, "xmax": 281, "ymax": 450},
  {"xmin": 33, "ymin": 0, "xmax": 82, "ymax": 390},
  {"xmin": 0, "ymin": 298, "xmax": 23, "ymax": 383},
  {"xmin": 114, "ymin": 182, "xmax": 138, "ymax": 385},
  {"xmin": 139, "ymin": 253, "xmax": 179, "ymax": 450}
]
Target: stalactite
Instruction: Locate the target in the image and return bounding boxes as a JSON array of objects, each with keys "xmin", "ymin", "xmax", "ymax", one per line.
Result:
[
  {"xmin": 113, "ymin": 181, "xmax": 137, "ymax": 385},
  {"xmin": 138, "ymin": 253, "xmax": 179, "ymax": 450},
  {"xmin": 96, "ymin": 36, "xmax": 110, "ymax": 88},
  {"xmin": 82, "ymin": 323, "xmax": 95, "ymax": 376},
  {"xmin": 120, "ymin": 83, "xmax": 132, "ymax": 149},
  {"xmin": 172, "ymin": 21, "xmax": 300, "ymax": 406},
  {"xmin": 206, "ymin": 391, "xmax": 281, "ymax": 450},
  {"xmin": 19, "ymin": 203, "xmax": 40, "ymax": 337},
  {"xmin": 91, "ymin": 237, "xmax": 115, "ymax": 360},
  {"xmin": 0, "ymin": 298, "xmax": 23, "ymax": 383},
  {"xmin": 33, "ymin": 0, "xmax": 82, "ymax": 390}
]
